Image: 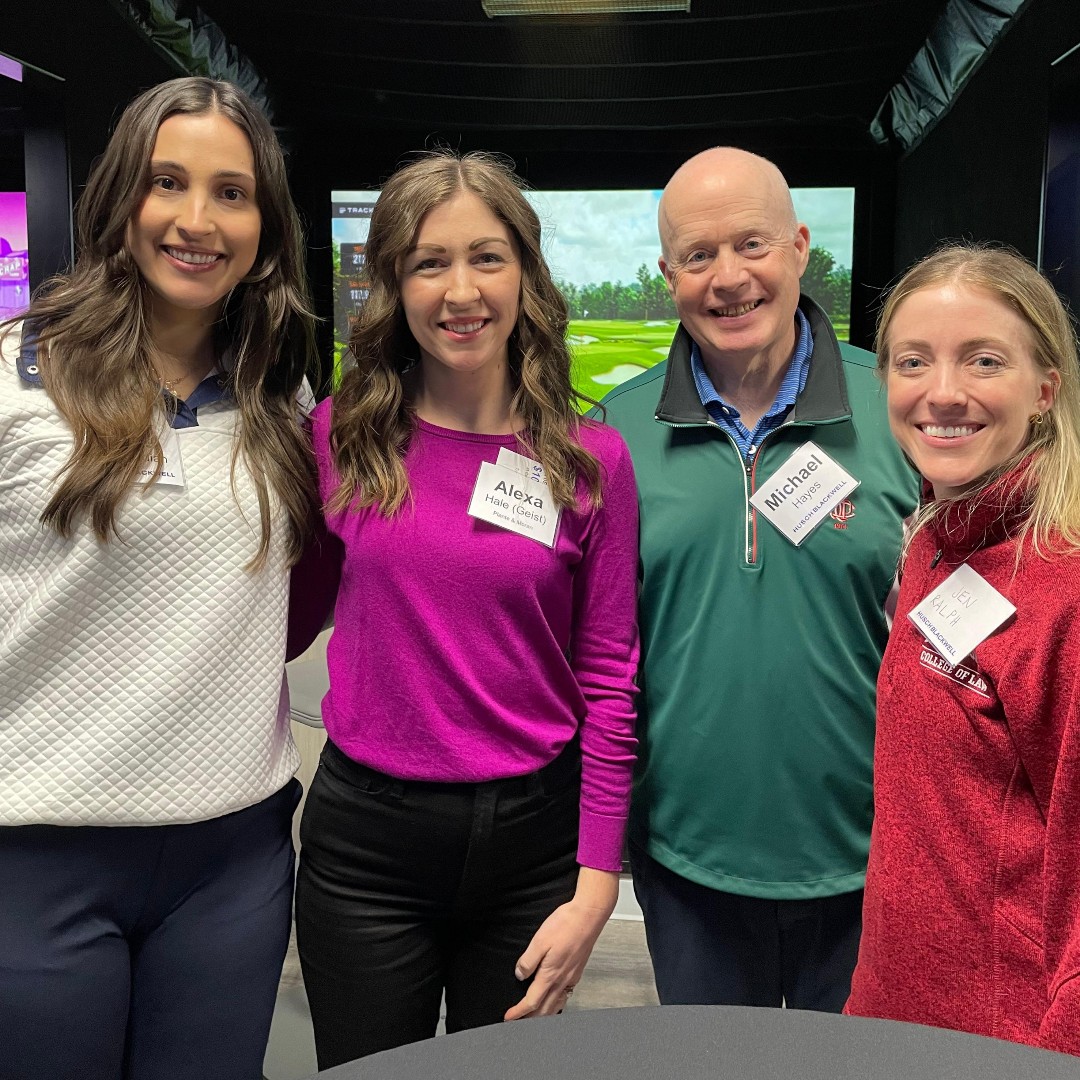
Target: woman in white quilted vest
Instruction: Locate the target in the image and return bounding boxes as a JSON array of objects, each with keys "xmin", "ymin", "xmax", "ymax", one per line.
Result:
[{"xmin": 0, "ymin": 77, "xmax": 324, "ymax": 1080}]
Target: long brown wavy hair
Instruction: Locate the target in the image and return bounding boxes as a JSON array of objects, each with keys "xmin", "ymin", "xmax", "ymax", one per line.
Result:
[
  {"xmin": 1, "ymin": 77, "xmax": 318, "ymax": 567},
  {"xmin": 877, "ymin": 242, "xmax": 1080, "ymax": 561},
  {"xmin": 327, "ymin": 151, "xmax": 601, "ymax": 517}
]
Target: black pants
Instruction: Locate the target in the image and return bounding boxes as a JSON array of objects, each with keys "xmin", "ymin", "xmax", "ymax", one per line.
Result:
[
  {"xmin": 295, "ymin": 740, "xmax": 580, "ymax": 1068},
  {"xmin": 631, "ymin": 843, "xmax": 863, "ymax": 1012},
  {"xmin": 0, "ymin": 781, "xmax": 300, "ymax": 1080}
]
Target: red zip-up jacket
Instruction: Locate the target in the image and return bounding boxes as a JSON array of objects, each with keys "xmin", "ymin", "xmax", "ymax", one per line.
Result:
[{"xmin": 846, "ymin": 462, "xmax": 1080, "ymax": 1054}]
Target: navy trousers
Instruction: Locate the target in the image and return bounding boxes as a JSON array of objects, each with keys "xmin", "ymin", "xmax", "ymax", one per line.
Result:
[
  {"xmin": 296, "ymin": 740, "xmax": 580, "ymax": 1069},
  {"xmin": 631, "ymin": 843, "xmax": 862, "ymax": 1011},
  {"xmin": 0, "ymin": 780, "xmax": 300, "ymax": 1080}
]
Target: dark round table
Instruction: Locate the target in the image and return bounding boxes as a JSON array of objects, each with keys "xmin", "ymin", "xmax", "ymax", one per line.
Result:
[{"xmin": 303, "ymin": 1004, "xmax": 1080, "ymax": 1078}]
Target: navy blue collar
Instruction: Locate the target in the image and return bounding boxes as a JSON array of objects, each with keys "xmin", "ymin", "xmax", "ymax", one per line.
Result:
[
  {"xmin": 168, "ymin": 372, "xmax": 231, "ymax": 429},
  {"xmin": 16, "ymin": 334, "xmax": 231, "ymax": 429},
  {"xmin": 16, "ymin": 335, "xmax": 42, "ymax": 386}
]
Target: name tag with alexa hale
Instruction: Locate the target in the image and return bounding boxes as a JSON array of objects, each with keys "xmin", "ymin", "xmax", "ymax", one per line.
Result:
[{"xmin": 468, "ymin": 453, "xmax": 560, "ymax": 547}]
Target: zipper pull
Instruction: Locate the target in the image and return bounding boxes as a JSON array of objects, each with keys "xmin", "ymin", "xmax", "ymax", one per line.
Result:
[{"xmin": 930, "ymin": 549, "xmax": 942, "ymax": 569}]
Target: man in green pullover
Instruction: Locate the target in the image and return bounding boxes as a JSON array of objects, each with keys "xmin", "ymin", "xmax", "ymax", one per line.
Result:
[{"xmin": 600, "ymin": 148, "xmax": 918, "ymax": 1010}]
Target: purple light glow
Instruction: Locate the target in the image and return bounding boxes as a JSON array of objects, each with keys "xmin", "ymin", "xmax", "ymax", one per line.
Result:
[
  {"xmin": 0, "ymin": 55, "xmax": 23, "ymax": 83},
  {"xmin": 0, "ymin": 192, "xmax": 30, "ymax": 320}
]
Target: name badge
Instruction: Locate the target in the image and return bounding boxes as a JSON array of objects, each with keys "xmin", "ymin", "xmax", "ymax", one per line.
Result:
[
  {"xmin": 468, "ymin": 459, "xmax": 559, "ymax": 547},
  {"xmin": 909, "ymin": 562, "xmax": 1015, "ymax": 664},
  {"xmin": 749, "ymin": 441, "xmax": 859, "ymax": 546},
  {"xmin": 496, "ymin": 446, "xmax": 547, "ymax": 486},
  {"xmin": 137, "ymin": 422, "xmax": 185, "ymax": 488}
]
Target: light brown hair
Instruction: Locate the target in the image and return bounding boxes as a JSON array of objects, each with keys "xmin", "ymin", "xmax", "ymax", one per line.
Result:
[{"xmin": 327, "ymin": 150, "xmax": 601, "ymax": 517}]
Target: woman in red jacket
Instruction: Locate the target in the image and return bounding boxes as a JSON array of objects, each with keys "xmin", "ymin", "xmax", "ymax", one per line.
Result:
[{"xmin": 846, "ymin": 243, "xmax": 1080, "ymax": 1054}]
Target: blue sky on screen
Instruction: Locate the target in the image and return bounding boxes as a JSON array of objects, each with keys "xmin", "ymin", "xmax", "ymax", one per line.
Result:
[{"xmin": 331, "ymin": 187, "xmax": 854, "ymax": 287}]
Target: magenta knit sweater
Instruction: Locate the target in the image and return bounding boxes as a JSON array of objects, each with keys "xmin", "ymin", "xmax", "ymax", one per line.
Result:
[
  {"xmin": 847, "ymin": 463, "xmax": 1080, "ymax": 1054},
  {"xmin": 312, "ymin": 401, "xmax": 640, "ymax": 871}
]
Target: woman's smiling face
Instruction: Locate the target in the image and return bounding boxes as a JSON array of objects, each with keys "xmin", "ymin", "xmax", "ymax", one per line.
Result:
[
  {"xmin": 125, "ymin": 110, "xmax": 261, "ymax": 324},
  {"xmin": 885, "ymin": 281, "xmax": 1058, "ymax": 499},
  {"xmin": 397, "ymin": 190, "xmax": 521, "ymax": 382}
]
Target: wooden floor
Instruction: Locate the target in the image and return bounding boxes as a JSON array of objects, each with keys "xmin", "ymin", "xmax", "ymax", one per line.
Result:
[{"xmin": 566, "ymin": 918, "xmax": 659, "ymax": 1011}]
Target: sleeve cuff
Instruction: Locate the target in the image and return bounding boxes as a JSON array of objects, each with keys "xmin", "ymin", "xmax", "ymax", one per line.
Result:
[{"xmin": 576, "ymin": 809, "xmax": 627, "ymax": 873}]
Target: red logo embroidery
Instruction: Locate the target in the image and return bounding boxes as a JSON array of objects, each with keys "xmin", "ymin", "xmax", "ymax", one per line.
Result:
[{"xmin": 830, "ymin": 500, "xmax": 856, "ymax": 529}]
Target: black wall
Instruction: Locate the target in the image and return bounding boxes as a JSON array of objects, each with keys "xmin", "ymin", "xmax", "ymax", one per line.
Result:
[
  {"xmin": 4, "ymin": 0, "xmax": 181, "ymax": 202},
  {"xmin": 892, "ymin": 0, "xmax": 1080, "ymax": 276}
]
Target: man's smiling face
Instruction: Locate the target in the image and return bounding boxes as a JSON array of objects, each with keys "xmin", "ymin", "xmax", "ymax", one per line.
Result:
[{"xmin": 658, "ymin": 149, "xmax": 809, "ymax": 373}]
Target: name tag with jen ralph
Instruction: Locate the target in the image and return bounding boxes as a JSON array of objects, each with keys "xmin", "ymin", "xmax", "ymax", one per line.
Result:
[
  {"xmin": 909, "ymin": 563, "xmax": 1015, "ymax": 664},
  {"xmin": 137, "ymin": 423, "xmax": 185, "ymax": 488},
  {"xmin": 749, "ymin": 442, "xmax": 859, "ymax": 546},
  {"xmin": 468, "ymin": 460, "xmax": 559, "ymax": 547}
]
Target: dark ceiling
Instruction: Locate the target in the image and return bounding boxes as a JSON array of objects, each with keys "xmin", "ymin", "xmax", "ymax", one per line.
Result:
[
  {"xmin": 184, "ymin": 0, "xmax": 956, "ymax": 319},
  {"xmin": 197, "ymin": 0, "xmax": 948, "ymax": 142}
]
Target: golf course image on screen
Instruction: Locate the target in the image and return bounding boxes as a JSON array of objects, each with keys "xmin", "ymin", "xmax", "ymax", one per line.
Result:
[{"xmin": 331, "ymin": 186, "xmax": 855, "ymax": 408}]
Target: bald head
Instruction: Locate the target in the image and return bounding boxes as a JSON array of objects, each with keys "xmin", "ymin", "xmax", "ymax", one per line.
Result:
[
  {"xmin": 659, "ymin": 148, "xmax": 798, "ymax": 261},
  {"xmin": 655, "ymin": 145, "xmax": 810, "ymax": 374}
]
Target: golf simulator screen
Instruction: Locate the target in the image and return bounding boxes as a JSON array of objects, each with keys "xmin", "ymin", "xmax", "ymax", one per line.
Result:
[{"xmin": 330, "ymin": 187, "xmax": 855, "ymax": 404}]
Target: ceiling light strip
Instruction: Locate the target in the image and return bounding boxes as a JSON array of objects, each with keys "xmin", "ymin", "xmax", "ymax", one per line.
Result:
[{"xmin": 482, "ymin": 0, "xmax": 690, "ymax": 16}]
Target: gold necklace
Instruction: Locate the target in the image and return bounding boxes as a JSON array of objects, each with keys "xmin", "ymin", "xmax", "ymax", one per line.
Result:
[{"xmin": 161, "ymin": 365, "xmax": 213, "ymax": 398}]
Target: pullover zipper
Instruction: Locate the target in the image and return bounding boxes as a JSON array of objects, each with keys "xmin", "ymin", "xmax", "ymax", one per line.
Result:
[
  {"xmin": 654, "ymin": 408, "xmax": 851, "ymax": 565},
  {"xmin": 742, "ymin": 427, "xmax": 789, "ymax": 566},
  {"xmin": 655, "ymin": 415, "xmax": 796, "ymax": 566},
  {"xmin": 735, "ymin": 415, "xmax": 852, "ymax": 563}
]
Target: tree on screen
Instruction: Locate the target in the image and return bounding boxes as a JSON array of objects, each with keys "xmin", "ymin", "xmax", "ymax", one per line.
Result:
[
  {"xmin": 801, "ymin": 246, "xmax": 852, "ymax": 321},
  {"xmin": 554, "ymin": 269, "xmax": 676, "ymax": 321}
]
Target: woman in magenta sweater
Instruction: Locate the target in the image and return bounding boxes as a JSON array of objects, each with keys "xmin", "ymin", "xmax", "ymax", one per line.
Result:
[
  {"xmin": 295, "ymin": 152, "xmax": 639, "ymax": 1067},
  {"xmin": 845, "ymin": 244, "xmax": 1080, "ymax": 1054}
]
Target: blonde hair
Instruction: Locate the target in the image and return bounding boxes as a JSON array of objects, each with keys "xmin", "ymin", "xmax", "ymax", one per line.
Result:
[
  {"xmin": 876, "ymin": 242, "xmax": 1080, "ymax": 559},
  {"xmin": 327, "ymin": 150, "xmax": 601, "ymax": 517},
  {"xmin": 1, "ymin": 77, "xmax": 318, "ymax": 568}
]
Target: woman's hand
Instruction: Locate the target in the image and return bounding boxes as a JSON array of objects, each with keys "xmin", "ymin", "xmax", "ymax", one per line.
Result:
[{"xmin": 504, "ymin": 867, "xmax": 619, "ymax": 1020}]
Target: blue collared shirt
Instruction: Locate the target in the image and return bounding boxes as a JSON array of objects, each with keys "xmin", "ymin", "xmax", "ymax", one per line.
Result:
[
  {"xmin": 690, "ymin": 307, "xmax": 813, "ymax": 460},
  {"xmin": 17, "ymin": 336, "xmax": 230, "ymax": 428}
]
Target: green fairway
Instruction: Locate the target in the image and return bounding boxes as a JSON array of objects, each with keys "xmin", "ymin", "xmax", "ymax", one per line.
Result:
[
  {"xmin": 570, "ymin": 316, "xmax": 851, "ymax": 409},
  {"xmin": 569, "ymin": 319, "xmax": 678, "ymax": 408}
]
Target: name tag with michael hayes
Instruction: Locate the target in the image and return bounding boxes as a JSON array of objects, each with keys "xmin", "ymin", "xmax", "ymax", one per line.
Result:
[
  {"xmin": 749, "ymin": 442, "xmax": 859, "ymax": 546},
  {"xmin": 909, "ymin": 563, "xmax": 1015, "ymax": 664},
  {"xmin": 137, "ymin": 423, "xmax": 185, "ymax": 488},
  {"xmin": 468, "ymin": 460, "xmax": 559, "ymax": 547}
]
